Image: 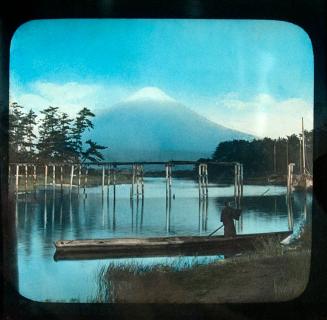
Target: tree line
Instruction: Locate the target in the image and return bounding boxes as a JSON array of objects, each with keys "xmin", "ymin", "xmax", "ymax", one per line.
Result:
[
  {"xmin": 201, "ymin": 131, "xmax": 313, "ymax": 180},
  {"xmin": 9, "ymin": 102, "xmax": 106, "ymax": 163}
]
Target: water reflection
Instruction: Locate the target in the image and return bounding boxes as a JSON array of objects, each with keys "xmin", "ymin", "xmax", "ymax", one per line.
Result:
[{"xmin": 14, "ymin": 179, "xmax": 312, "ymax": 301}]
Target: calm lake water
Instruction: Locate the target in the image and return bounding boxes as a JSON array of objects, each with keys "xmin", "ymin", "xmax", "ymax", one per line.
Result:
[{"xmin": 14, "ymin": 177, "xmax": 311, "ymax": 302}]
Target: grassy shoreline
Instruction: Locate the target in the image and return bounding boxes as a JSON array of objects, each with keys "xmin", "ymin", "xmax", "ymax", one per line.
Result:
[{"xmin": 93, "ymin": 229, "xmax": 311, "ymax": 303}]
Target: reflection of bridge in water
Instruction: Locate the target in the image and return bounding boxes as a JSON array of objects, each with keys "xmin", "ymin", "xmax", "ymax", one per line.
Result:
[
  {"xmin": 12, "ymin": 161, "xmax": 245, "ymax": 235},
  {"xmin": 11, "ymin": 160, "xmax": 302, "ymax": 236}
]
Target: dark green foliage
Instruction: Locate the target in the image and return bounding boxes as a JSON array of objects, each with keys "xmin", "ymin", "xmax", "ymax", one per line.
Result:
[
  {"xmin": 71, "ymin": 107, "xmax": 95, "ymax": 156},
  {"xmin": 81, "ymin": 140, "xmax": 107, "ymax": 163},
  {"xmin": 22, "ymin": 109, "xmax": 37, "ymax": 160},
  {"xmin": 210, "ymin": 132, "xmax": 313, "ymax": 180},
  {"xmin": 9, "ymin": 103, "xmax": 37, "ymax": 162},
  {"xmin": 9, "ymin": 102, "xmax": 25, "ymax": 161},
  {"xmin": 37, "ymin": 106, "xmax": 67, "ymax": 162},
  {"xmin": 9, "ymin": 103, "xmax": 107, "ymax": 163}
]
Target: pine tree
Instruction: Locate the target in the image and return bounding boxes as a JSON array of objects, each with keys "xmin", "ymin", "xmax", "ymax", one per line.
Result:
[
  {"xmin": 56, "ymin": 112, "xmax": 76, "ymax": 162},
  {"xmin": 71, "ymin": 107, "xmax": 95, "ymax": 158},
  {"xmin": 22, "ymin": 109, "xmax": 37, "ymax": 161},
  {"xmin": 81, "ymin": 140, "xmax": 107, "ymax": 163},
  {"xmin": 9, "ymin": 102, "xmax": 26, "ymax": 161},
  {"xmin": 37, "ymin": 106, "xmax": 61, "ymax": 162}
]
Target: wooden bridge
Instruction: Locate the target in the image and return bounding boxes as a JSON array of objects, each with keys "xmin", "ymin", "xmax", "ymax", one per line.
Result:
[{"xmin": 9, "ymin": 160, "xmax": 244, "ymax": 203}]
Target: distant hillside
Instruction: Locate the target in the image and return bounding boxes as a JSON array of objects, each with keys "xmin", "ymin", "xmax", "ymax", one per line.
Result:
[{"xmin": 87, "ymin": 87, "xmax": 254, "ymax": 161}]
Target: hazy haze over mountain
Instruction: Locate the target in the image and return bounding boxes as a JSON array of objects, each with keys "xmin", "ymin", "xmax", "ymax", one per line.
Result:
[{"xmin": 88, "ymin": 87, "xmax": 254, "ymax": 161}]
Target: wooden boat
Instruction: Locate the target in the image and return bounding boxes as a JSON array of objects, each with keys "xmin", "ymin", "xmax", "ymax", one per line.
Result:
[{"xmin": 54, "ymin": 230, "xmax": 292, "ymax": 261}]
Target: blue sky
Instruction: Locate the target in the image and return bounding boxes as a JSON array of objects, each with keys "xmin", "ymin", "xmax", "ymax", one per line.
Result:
[{"xmin": 10, "ymin": 19, "xmax": 313, "ymax": 137}]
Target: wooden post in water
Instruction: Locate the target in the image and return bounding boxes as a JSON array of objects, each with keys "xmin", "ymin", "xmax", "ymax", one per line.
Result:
[
  {"xmin": 273, "ymin": 141, "xmax": 277, "ymax": 174},
  {"xmin": 237, "ymin": 164, "xmax": 241, "ymax": 208},
  {"xmin": 136, "ymin": 165, "xmax": 139, "ymax": 200},
  {"xmin": 131, "ymin": 164, "xmax": 135, "ymax": 199},
  {"xmin": 24, "ymin": 165, "xmax": 28, "ymax": 193},
  {"xmin": 44, "ymin": 165, "xmax": 48, "ymax": 188},
  {"xmin": 234, "ymin": 164, "xmax": 237, "ymax": 203},
  {"xmin": 107, "ymin": 165, "xmax": 111, "ymax": 195},
  {"xmin": 52, "ymin": 165, "xmax": 56, "ymax": 189},
  {"xmin": 198, "ymin": 164, "xmax": 202, "ymax": 199},
  {"xmin": 113, "ymin": 165, "xmax": 116, "ymax": 202},
  {"xmin": 168, "ymin": 164, "xmax": 172, "ymax": 199},
  {"xmin": 33, "ymin": 165, "xmax": 37, "ymax": 192},
  {"xmin": 205, "ymin": 164, "xmax": 208, "ymax": 198},
  {"xmin": 141, "ymin": 165, "xmax": 144, "ymax": 200},
  {"xmin": 60, "ymin": 166, "xmax": 63, "ymax": 193},
  {"xmin": 84, "ymin": 166, "xmax": 89, "ymax": 197},
  {"xmin": 286, "ymin": 140, "xmax": 289, "ymax": 173},
  {"xmin": 70, "ymin": 165, "xmax": 74, "ymax": 192},
  {"xmin": 240, "ymin": 164, "xmax": 244, "ymax": 199},
  {"xmin": 102, "ymin": 165, "xmax": 105, "ymax": 196},
  {"xmin": 78, "ymin": 165, "xmax": 81, "ymax": 194},
  {"xmin": 166, "ymin": 164, "xmax": 169, "ymax": 200}
]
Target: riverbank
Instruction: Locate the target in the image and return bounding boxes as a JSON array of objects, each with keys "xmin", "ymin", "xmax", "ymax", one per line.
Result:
[{"xmin": 94, "ymin": 230, "xmax": 310, "ymax": 303}]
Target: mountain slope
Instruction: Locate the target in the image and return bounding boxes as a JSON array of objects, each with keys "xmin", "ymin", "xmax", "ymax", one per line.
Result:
[{"xmin": 88, "ymin": 88, "xmax": 254, "ymax": 161}]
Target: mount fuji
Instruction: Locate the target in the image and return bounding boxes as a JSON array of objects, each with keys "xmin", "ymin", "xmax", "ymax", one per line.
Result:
[{"xmin": 88, "ymin": 87, "xmax": 254, "ymax": 161}]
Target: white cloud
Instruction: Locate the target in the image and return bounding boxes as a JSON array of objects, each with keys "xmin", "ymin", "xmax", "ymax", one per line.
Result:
[
  {"xmin": 201, "ymin": 93, "xmax": 313, "ymax": 138},
  {"xmin": 10, "ymin": 81, "xmax": 133, "ymax": 117}
]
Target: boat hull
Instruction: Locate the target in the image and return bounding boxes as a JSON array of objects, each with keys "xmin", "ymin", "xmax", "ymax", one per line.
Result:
[{"xmin": 54, "ymin": 231, "xmax": 292, "ymax": 260}]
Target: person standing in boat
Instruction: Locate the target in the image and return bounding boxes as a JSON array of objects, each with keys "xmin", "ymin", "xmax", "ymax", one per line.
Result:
[{"xmin": 220, "ymin": 201, "xmax": 241, "ymax": 237}]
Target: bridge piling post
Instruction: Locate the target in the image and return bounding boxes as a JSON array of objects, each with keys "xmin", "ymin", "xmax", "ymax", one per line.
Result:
[
  {"xmin": 52, "ymin": 165, "xmax": 56, "ymax": 189},
  {"xmin": 83, "ymin": 166, "xmax": 89, "ymax": 197},
  {"xmin": 60, "ymin": 166, "xmax": 63, "ymax": 193},
  {"xmin": 78, "ymin": 165, "xmax": 81, "ymax": 194},
  {"xmin": 113, "ymin": 166, "xmax": 116, "ymax": 202},
  {"xmin": 70, "ymin": 165, "xmax": 74, "ymax": 192},
  {"xmin": 141, "ymin": 165, "xmax": 144, "ymax": 200},
  {"xmin": 44, "ymin": 165, "xmax": 48, "ymax": 189},
  {"xmin": 107, "ymin": 165, "xmax": 111, "ymax": 196},
  {"xmin": 33, "ymin": 165, "xmax": 37, "ymax": 192},
  {"xmin": 131, "ymin": 164, "xmax": 135, "ymax": 200},
  {"xmin": 24, "ymin": 164, "xmax": 28, "ymax": 193},
  {"xmin": 102, "ymin": 165, "xmax": 105, "ymax": 196},
  {"xmin": 136, "ymin": 165, "xmax": 140, "ymax": 200},
  {"xmin": 165, "ymin": 164, "xmax": 169, "ymax": 200}
]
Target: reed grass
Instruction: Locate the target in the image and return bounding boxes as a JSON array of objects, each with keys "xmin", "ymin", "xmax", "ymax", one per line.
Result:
[{"xmin": 90, "ymin": 226, "xmax": 312, "ymax": 303}]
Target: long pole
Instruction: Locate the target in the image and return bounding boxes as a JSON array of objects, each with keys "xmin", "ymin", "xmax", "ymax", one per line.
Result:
[{"xmin": 209, "ymin": 224, "xmax": 224, "ymax": 237}]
